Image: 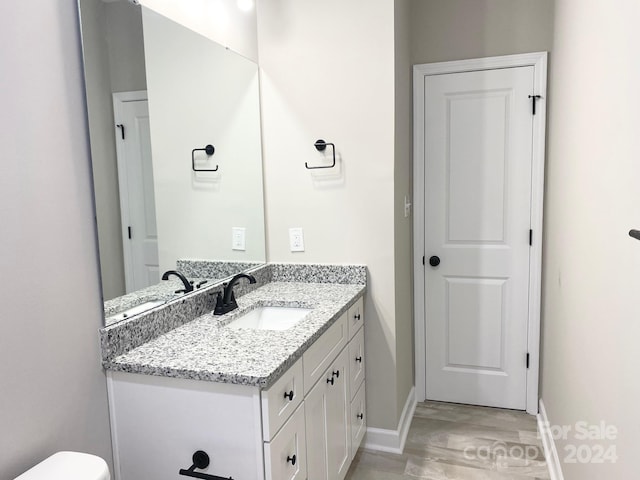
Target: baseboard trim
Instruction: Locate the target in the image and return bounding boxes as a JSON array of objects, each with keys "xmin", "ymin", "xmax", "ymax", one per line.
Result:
[
  {"xmin": 363, "ymin": 386, "xmax": 417, "ymax": 454},
  {"xmin": 538, "ymin": 399, "xmax": 564, "ymax": 480}
]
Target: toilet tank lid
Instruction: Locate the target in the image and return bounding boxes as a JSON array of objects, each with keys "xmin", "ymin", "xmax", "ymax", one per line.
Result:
[{"xmin": 15, "ymin": 452, "xmax": 109, "ymax": 480}]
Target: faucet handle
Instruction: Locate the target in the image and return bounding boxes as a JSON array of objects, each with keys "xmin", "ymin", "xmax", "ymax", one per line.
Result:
[{"xmin": 213, "ymin": 292, "xmax": 225, "ymax": 315}]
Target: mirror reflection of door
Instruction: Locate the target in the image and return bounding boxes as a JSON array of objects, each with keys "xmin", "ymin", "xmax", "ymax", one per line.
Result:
[
  {"xmin": 79, "ymin": 0, "xmax": 267, "ymax": 321},
  {"xmin": 113, "ymin": 92, "xmax": 159, "ymax": 293}
]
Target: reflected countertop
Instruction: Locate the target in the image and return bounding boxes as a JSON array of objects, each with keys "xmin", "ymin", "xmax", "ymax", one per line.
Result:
[{"xmin": 103, "ymin": 277, "xmax": 211, "ymax": 325}]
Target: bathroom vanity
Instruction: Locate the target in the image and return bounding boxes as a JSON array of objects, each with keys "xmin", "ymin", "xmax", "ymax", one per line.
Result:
[{"xmin": 101, "ymin": 264, "xmax": 367, "ymax": 480}]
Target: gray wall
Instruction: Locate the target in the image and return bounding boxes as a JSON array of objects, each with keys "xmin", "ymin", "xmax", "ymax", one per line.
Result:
[
  {"xmin": 81, "ymin": 0, "xmax": 125, "ymax": 300},
  {"xmin": 105, "ymin": 1, "xmax": 147, "ymax": 93},
  {"xmin": 410, "ymin": 0, "xmax": 555, "ymax": 64},
  {"xmin": 541, "ymin": 0, "xmax": 640, "ymax": 477},
  {"xmin": 0, "ymin": 0, "xmax": 113, "ymax": 477},
  {"xmin": 80, "ymin": 0, "xmax": 146, "ymax": 301},
  {"xmin": 394, "ymin": 0, "xmax": 415, "ymax": 421}
]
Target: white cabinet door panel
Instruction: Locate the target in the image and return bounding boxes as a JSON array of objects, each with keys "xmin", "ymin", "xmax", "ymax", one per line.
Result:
[
  {"xmin": 264, "ymin": 403, "xmax": 307, "ymax": 480},
  {"xmin": 349, "ymin": 381, "xmax": 366, "ymax": 460},
  {"xmin": 348, "ymin": 327, "xmax": 365, "ymax": 400},
  {"xmin": 305, "ymin": 348, "xmax": 350, "ymax": 480}
]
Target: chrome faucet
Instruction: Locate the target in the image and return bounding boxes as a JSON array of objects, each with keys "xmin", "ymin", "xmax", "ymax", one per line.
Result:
[
  {"xmin": 214, "ymin": 273, "xmax": 257, "ymax": 315},
  {"xmin": 161, "ymin": 270, "xmax": 194, "ymax": 294}
]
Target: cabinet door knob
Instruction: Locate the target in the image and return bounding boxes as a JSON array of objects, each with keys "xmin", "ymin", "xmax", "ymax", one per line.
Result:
[
  {"xmin": 287, "ymin": 454, "xmax": 297, "ymax": 466},
  {"xmin": 332, "ymin": 370, "xmax": 340, "ymax": 378},
  {"xmin": 354, "ymin": 313, "xmax": 361, "ymax": 321},
  {"xmin": 355, "ymin": 356, "xmax": 362, "ymax": 363},
  {"xmin": 327, "ymin": 377, "xmax": 335, "ymax": 385},
  {"xmin": 283, "ymin": 390, "xmax": 294, "ymax": 401},
  {"xmin": 357, "ymin": 413, "xmax": 364, "ymax": 420}
]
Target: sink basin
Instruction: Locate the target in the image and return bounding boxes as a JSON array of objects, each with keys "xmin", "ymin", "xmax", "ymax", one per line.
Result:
[
  {"xmin": 111, "ymin": 300, "xmax": 165, "ymax": 321},
  {"xmin": 226, "ymin": 306, "xmax": 312, "ymax": 331}
]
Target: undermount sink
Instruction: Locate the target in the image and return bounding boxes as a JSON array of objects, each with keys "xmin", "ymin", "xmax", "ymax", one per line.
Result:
[
  {"xmin": 111, "ymin": 300, "xmax": 165, "ymax": 321},
  {"xmin": 226, "ymin": 306, "xmax": 312, "ymax": 331}
]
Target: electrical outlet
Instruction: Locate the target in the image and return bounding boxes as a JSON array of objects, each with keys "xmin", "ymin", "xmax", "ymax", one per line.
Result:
[
  {"xmin": 232, "ymin": 227, "xmax": 246, "ymax": 251},
  {"xmin": 289, "ymin": 228, "xmax": 305, "ymax": 252}
]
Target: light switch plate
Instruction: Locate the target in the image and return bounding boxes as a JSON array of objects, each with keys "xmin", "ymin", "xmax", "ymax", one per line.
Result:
[
  {"xmin": 404, "ymin": 195, "xmax": 412, "ymax": 218},
  {"xmin": 289, "ymin": 227, "xmax": 305, "ymax": 252},
  {"xmin": 232, "ymin": 227, "xmax": 246, "ymax": 251}
]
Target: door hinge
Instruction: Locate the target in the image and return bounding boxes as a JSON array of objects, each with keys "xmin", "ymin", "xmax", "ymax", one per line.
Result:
[
  {"xmin": 528, "ymin": 95, "xmax": 541, "ymax": 115},
  {"xmin": 526, "ymin": 353, "xmax": 530, "ymax": 369},
  {"xmin": 116, "ymin": 124, "xmax": 125, "ymax": 140},
  {"xmin": 529, "ymin": 229, "xmax": 533, "ymax": 246},
  {"xmin": 422, "ymin": 255, "xmax": 425, "ymax": 266},
  {"xmin": 128, "ymin": 226, "xmax": 132, "ymax": 239}
]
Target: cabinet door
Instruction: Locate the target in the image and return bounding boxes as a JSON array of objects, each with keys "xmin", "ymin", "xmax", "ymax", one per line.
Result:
[
  {"xmin": 264, "ymin": 403, "xmax": 307, "ymax": 480},
  {"xmin": 305, "ymin": 348, "xmax": 350, "ymax": 480},
  {"xmin": 350, "ymin": 381, "xmax": 367, "ymax": 460},
  {"xmin": 348, "ymin": 327, "xmax": 365, "ymax": 400}
]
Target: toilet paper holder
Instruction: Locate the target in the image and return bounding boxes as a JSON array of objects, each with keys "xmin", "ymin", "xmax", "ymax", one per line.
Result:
[{"xmin": 178, "ymin": 450, "xmax": 233, "ymax": 480}]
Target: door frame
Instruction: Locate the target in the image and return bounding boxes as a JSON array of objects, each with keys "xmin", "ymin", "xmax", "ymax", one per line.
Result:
[
  {"xmin": 112, "ymin": 90, "xmax": 149, "ymax": 293},
  {"xmin": 412, "ymin": 52, "xmax": 547, "ymax": 415}
]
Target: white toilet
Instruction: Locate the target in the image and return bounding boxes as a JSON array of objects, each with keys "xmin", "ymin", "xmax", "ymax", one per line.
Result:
[{"xmin": 14, "ymin": 451, "xmax": 110, "ymax": 480}]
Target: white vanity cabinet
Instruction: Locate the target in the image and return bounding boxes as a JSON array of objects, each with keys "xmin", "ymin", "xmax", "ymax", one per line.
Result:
[{"xmin": 107, "ymin": 297, "xmax": 366, "ymax": 480}]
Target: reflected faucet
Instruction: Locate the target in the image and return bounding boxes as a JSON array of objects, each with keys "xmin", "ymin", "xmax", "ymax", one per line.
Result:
[
  {"xmin": 161, "ymin": 270, "xmax": 194, "ymax": 294},
  {"xmin": 214, "ymin": 273, "xmax": 257, "ymax": 315}
]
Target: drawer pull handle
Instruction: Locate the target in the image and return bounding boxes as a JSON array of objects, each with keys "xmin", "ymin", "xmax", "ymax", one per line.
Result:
[
  {"xmin": 354, "ymin": 314, "xmax": 361, "ymax": 321},
  {"xmin": 357, "ymin": 413, "xmax": 364, "ymax": 420},
  {"xmin": 327, "ymin": 377, "xmax": 335, "ymax": 385},
  {"xmin": 355, "ymin": 356, "xmax": 362, "ymax": 363},
  {"xmin": 332, "ymin": 370, "xmax": 340, "ymax": 378},
  {"xmin": 287, "ymin": 454, "xmax": 297, "ymax": 466},
  {"xmin": 284, "ymin": 390, "xmax": 294, "ymax": 401}
]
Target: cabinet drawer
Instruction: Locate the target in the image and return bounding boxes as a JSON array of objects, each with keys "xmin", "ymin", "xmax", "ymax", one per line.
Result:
[
  {"xmin": 348, "ymin": 327, "xmax": 365, "ymax": 399},
  {"xmin": 261, "ymin": 358, "xmax": 304, "ymax": 441},
  {"xmin": 264, "ymin": 403, "xmax": 307, "ymax": 480},
  {"xmin": 303, "ymin": 312, "xmax": 348, "ymax": 395},
  {"xmin": 350, "ymin": 381, "xmax": 367, "ymax": 460},
  {"xmin": 347, "ymin": 297, "xmax": 364, "ymax": 340}
]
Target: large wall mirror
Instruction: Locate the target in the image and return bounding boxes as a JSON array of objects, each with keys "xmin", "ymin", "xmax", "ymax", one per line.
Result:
[{"xmin": 78, "ymin": 0, "xmax": 266, "ymax": 324}]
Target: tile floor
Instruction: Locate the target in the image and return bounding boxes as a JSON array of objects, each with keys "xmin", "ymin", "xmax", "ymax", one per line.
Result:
[{"xmin": 345, "ymin": 401, "xmax": 550, "ymax": 480}]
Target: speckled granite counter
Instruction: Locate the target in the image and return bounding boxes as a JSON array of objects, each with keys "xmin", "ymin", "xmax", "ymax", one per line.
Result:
[
  {"xmin": 103, "ymin": 281, "xmax": 365, "ymax": 389},
  {"xmin": 103, "ymin": 277, "xmax": 209, "ymax": 324}
]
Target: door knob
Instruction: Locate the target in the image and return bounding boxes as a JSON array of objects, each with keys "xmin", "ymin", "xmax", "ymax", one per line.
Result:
[{"xmin": 429, "ymin": 256, "xmax": 441, "ymax": 267}]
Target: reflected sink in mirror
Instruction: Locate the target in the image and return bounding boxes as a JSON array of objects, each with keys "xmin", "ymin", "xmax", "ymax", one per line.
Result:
[{"xmin": 226, "ymin": 307, "xmax": 313, "ymax": 331}]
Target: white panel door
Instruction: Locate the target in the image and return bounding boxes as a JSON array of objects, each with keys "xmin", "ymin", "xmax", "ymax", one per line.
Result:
[
  {"xmin": 115, "ymin": 97, "xmax": 159, "ymax": 292},
  {"xmin": 424, "ymin": 66, "xmax": 534, "ymax": 409}
]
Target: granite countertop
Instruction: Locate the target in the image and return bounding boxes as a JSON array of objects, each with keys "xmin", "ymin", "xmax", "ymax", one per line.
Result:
[
  {"xmin": 104, "ymin": 277, "xmax": 211, "ymax": 323},
  {"xmin": 104, "ymin": 281, "xmax": 365, "ymax": 389}
]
